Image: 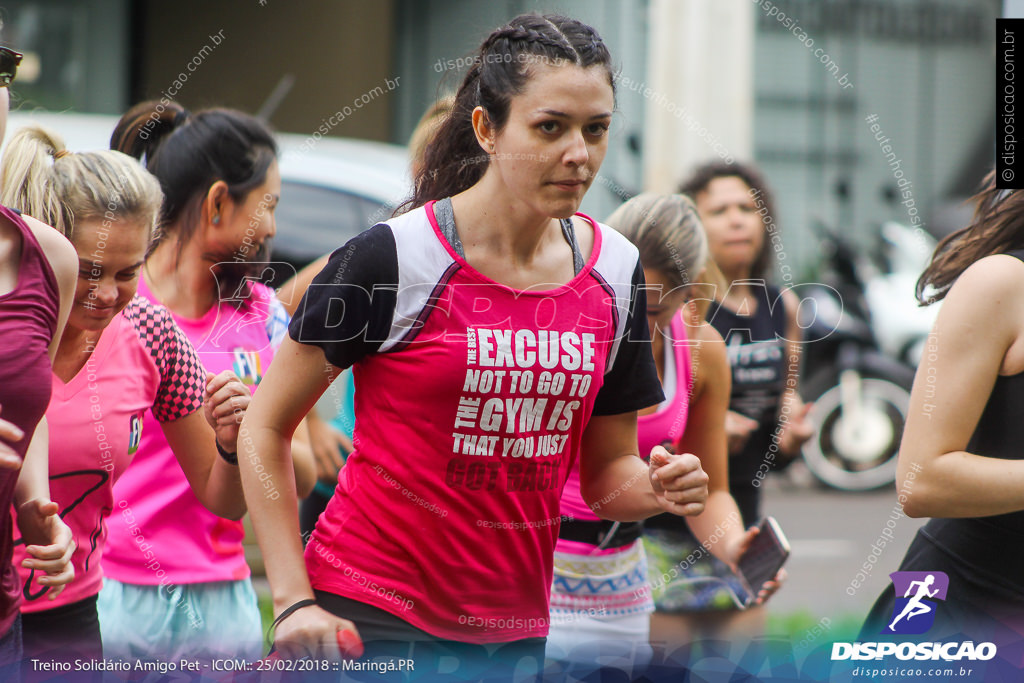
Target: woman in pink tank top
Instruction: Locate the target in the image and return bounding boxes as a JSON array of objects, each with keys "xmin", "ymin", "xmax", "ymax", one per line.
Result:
[
  {"xmin": 546, "ymin": 194, "xmax": 762, "ymax": 676},
  {"xmin": 0, "ymin": 45, "xmax": 78, "ymax": 678}
]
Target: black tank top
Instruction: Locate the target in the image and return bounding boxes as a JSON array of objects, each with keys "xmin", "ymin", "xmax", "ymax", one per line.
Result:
[
  {"xmin": 922, "ymin": 249, "xmax": 1024, "ymax": 590},
  {"xmin": 705, "ymin": 282, "xmax": 789, "ymax": 506},
  {"xmin": 706, "ymin": 281, "xmax": 788, "ymax": 427}
]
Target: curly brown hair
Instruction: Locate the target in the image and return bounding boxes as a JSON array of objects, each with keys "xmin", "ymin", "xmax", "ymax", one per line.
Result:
[{"xmin": 679, "ymin": 160, "xmax": 777, "ymax": 281}]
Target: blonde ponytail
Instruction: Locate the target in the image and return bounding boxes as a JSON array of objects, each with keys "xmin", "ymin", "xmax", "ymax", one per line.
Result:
[
  {"xmin": 605, "ymin": 193, "xmax": 709, "ymax": 291},
  {"xmin": 0, "ymin": 124, "xmax": 163, "ymax": 243},
  {"xmin": 0, "ymin": 125, "xmax": 70, "ymax": 234}
]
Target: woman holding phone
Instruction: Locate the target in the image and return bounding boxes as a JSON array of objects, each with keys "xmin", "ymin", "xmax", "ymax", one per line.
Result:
[
  {"xmin": 548, "ymin": 194, "xmax": 771, "ymax": 671},
  {"xmin": 659, "ymin": 162, "xmax": 805, "ymax": 641}
]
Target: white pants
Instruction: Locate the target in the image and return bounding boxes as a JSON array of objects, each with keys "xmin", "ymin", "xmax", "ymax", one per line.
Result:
[{"xmin": 545, "ymin": 610, "xmax": 652, "ymax": 677}]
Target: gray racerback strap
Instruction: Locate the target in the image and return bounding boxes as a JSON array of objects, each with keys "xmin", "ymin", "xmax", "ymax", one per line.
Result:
[{"xmin": 434, "ymin": 197, "xmax": 584, "ymax": 276}]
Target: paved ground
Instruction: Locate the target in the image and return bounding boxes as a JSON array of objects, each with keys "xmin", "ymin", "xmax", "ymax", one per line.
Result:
[{"xmin": 760, "ymin": 463, "xmax": 927, "ymax": 634}]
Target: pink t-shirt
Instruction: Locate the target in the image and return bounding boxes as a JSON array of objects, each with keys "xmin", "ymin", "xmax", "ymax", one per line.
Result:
[
  {"xmin": 12, "ymin": 295, "xmax": 205, "ymax": 610},
  {"xmin": 290, "ymin": 203, "xmax": 663, "ymax": 642},
  {"xmin": 557, "ymin": 311, "xmax": 693, "ymax": 529},
  {"xmin": 102, "ymin": 279, "xmax": 288, "ymax": 585}
]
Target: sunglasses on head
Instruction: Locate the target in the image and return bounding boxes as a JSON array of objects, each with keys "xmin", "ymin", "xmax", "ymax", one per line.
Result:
[{"xmin": 0, "ymin": 47, "xmax": 22, "ymax": 87}]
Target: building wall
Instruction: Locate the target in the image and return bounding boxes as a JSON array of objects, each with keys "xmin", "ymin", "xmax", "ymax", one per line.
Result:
[
  {"xmin": 644, "ymin": 0, "xmax": 755, "ymax": 194},
  {"xmin": 139, "ymin": 0, "xmax": 396, "ymax": 141},
  {"xmin": 751, "ymin": 0, "xmax": 998, "ymax": 274},
  {"xmin": 0, "ymin": 0, "xmax": 130, "ymax": 114}
]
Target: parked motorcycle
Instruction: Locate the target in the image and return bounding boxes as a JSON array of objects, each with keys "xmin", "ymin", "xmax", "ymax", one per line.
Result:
[
  {"xmin": 796, "ymin": 223, "xmax": 917, "ymax": 491},
  {"xmin": 864, "ymin": 221, "xmax": 939, "ymax": 367}
]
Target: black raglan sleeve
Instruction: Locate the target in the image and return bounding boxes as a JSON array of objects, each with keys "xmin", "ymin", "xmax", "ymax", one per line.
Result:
[
  {"xmin": 591, "ymin": 259, "xmax": 665, "ymax": 416},
  {"xmin": 287, "ymin": 223, "xmax": 399, "ymax": 369}
]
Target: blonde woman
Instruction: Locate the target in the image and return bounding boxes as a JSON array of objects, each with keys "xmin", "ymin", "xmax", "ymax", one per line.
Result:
[{"xmin": 0, "ymin": 125, "xmax": 250, "ymax": 667}]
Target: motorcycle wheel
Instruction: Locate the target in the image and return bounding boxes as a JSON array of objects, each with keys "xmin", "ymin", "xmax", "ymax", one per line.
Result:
[{"xmin": 800, "ymin": 367, "xmax": 915, "ymax": 491}]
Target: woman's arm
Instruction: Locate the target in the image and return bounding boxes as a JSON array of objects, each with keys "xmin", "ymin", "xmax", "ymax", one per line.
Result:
[
  {"xmin": 290, "ymin": 417, "xmax": 319, "ymax": 496},
  {"xmin": 238, "ymin": 336, "xmax": 361, "ymax": 658},
  {"xmin": 243, "ymin": 226, "xmax": 395, "ymax": 656},
  {"xmin": 269, "ymin": 275, "xmax": 329, "ymax": 497},
  {"xmin": 14, "ymin": 418, "xmax": 75, "ymax": 596},
  {"xmin": 10, "ymin": 218, "xmax": 78, "ymax": 590},
  {"xmin": 899, "ymin": 255, "xmax": 1024, "ymax": 518},
  {"xmin": 0, "ymin": 219, "xmax": 73, "ymax": 469},
  {"xmin": 679, "ymin": 322, "xmax": 748, "ymax": 564},
  {"xmin": 580, "ymin": 411, "xmax": 708, "ymax": 522},
  {"xmin": 160, "ymin": 407, "xmax": 247, "ymax": 521},
  {"xmin": 26, "ymin": 215, "xmax": 77, "ymax": 362}
]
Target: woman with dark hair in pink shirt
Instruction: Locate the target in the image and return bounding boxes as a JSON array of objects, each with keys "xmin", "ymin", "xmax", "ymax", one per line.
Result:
[
  {"xmin": 95, "ymin": 100, "xmax": 317, "ymax": 664},
  {"xmin": 239, "ymin": 13, "xmax": 709, "ymax": 676}
]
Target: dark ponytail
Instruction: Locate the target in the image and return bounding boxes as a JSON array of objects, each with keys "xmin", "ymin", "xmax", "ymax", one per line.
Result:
[
  {"xmin": 110, "ymin": 100, "xmax": 191, "ymax": 163},
  {"xmin": 112, "ymin": 100, "xmax": 278, "ymax": 305},
  {"xmin": 112, "ymin": 100, "xmax": 277, "ymax": 250},
  {"xmin": 404, "ymin": 13, "xmax": 614, "ymax": 211}
]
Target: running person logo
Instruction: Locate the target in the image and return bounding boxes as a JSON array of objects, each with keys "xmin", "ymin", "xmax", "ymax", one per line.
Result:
[
  {"xmin": 232, "ymin": 348, "xmax": 263, "ymax": 386},
  {"xmin": 127, "ymin": 413, "xmax": 143, "ymax": 455},
  {"xmin": 884, "ymin": 571, "xmax": 949, "ymax": 635}
]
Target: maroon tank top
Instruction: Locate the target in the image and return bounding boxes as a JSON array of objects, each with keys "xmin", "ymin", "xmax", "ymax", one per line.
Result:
[{"xmin": 0, "ymin": 205, "xmax": 59, "ymax": 635}]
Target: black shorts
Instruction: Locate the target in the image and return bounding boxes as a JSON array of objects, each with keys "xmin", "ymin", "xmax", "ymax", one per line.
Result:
[
  {"xmin": 21, "ymin": 595, "xmax": 102, "ymax": 683},
  {"xmin": 861, "ymin": 522, "xmax": 1024, "ymax": 642}
]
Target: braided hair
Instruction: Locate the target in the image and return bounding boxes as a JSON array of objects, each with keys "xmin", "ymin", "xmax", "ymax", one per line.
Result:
[{"xmin": 406, "ymin": 13, "xmax": 614, "ymax": 210}]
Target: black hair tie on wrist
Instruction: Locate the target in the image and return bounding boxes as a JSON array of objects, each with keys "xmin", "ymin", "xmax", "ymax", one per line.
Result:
[
  {"xmin": 216, "ymin": 440, "xmax": 238, "ymax": 465},
  {"xmin": 267, "ymin": 598, "xmax": 318, "ymax": 647}
]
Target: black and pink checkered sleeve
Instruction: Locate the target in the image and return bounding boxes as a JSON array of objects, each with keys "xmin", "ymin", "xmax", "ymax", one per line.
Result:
[{"xmin": 124, "ymin": 296, "xmax": 206, "ymax": 421}]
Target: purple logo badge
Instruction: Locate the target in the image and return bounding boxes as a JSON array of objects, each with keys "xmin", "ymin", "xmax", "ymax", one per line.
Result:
[{"xmin": 884, "ymin": 571, "xmax": 949, "ymax": 634}]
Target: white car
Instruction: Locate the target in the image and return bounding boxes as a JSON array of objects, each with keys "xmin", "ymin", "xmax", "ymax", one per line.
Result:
[{"xmin": 3, "ymin": 110, "xmax": 411, "ymax": 282}]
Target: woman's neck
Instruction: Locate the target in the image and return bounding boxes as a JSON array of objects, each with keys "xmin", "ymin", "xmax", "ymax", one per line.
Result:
[
  {"xmin": 54, "ymin": 324, "xmax": 102, "ymax": 383},
  {"xmin": 719, "ymin": 262, "xmax": 753, "ymax": 287},
  {"xmin": 639, "ymin": 326, "xmax": 668, "ymax": 417},
  {"xmin": 452, "ymin": 173, "xmax": 560, "ymax": 268},
  {"xmin": 144, "ymin": 238, "xmax": 217, "ymax": 318},
  {"xmin": 651, "ymin": 330, "xmax": 666, "ymax": 385},
  {"xmin": 719, "ymin": 274, "xmax": 760, "ymax": 315}
]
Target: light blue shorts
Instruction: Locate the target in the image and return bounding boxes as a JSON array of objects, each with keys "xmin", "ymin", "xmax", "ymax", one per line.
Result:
[{"xmin": 97, "ymin": 577, "xmax": 262, "ymax": 662}]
